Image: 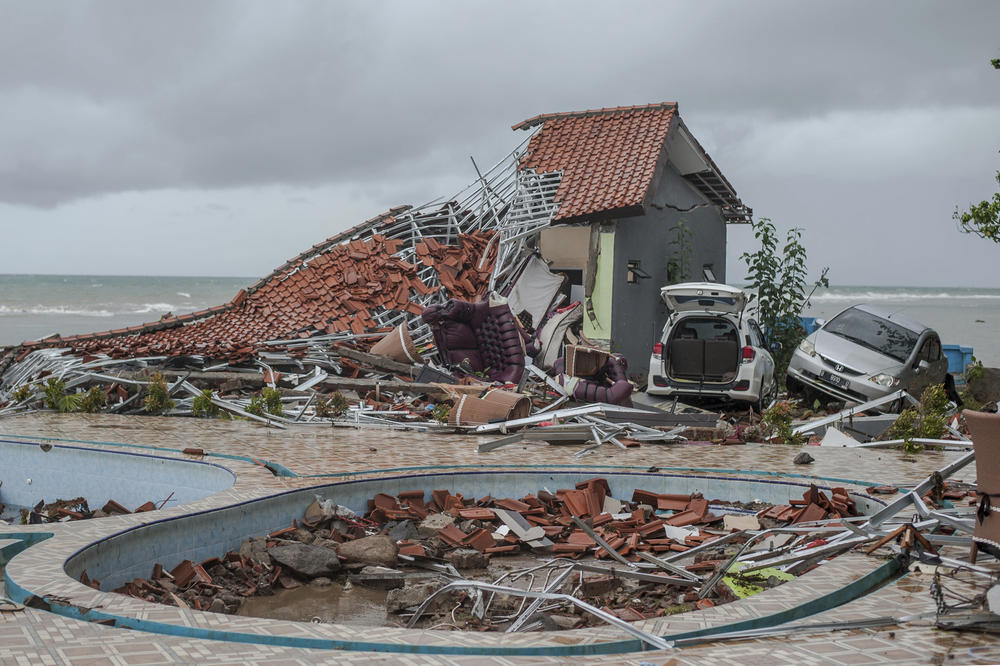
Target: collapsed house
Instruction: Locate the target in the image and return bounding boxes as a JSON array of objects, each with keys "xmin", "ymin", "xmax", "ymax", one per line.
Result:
[
  {"xmin": 0, "ymin": 102, "xmax": 751, "ymax": 418},
  {"xmin": 516, "ymin": 103, "xmax": 750, "ymax": 376}
]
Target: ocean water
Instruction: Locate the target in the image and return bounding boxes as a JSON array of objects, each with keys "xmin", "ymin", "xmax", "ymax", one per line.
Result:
[
  {"xmin": 1, "ymin": 277, "xmax": 998, "ymax": 367},
  {"xmin": 0, "ymin": 275, "xmax": 252, "ymax": 347}
]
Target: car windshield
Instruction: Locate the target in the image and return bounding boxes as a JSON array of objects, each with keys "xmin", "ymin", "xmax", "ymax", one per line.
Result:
[{"xmin": 824, "ymin": 308, "xmax": 919, "ymax": 363}]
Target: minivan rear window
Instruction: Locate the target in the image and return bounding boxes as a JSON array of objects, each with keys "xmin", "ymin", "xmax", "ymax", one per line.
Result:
[
  {"xmin": 672, "ymin": 295, "xmax": 738, "ymax": 307},
  {"xmin": 824, "ymin": 308, "xmax": 918, "ymax": 363},
  {"xmin": 671, "ymin": 317, "xmax": 738, "ymax": 342}
]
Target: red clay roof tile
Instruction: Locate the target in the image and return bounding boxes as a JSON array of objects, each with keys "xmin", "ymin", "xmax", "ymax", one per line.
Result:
[
  {"xmin": 34, "ymin": 227, "xmax": 496, "ymax": 361},
  {"xmin": 515, "ymin": 102, "xmax": 677, "ymax": 222}
]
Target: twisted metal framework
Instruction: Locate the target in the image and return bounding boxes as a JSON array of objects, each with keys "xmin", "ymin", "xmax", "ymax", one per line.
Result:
[{"xmin": 0, "ymin": 133, "xmax": 562, "ymax": 406}]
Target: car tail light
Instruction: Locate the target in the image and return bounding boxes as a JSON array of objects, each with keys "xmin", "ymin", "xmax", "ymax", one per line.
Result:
[
  {"xmin": 741, "ymin": 346, "xmax": 755, "ymax": 363},
  {"xmin": 653, "ymin": 342, "xmax": 663, "ymax": 356}
]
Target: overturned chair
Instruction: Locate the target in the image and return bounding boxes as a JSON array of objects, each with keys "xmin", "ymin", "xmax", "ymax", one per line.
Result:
[
  {"xmin": 552, "ymin": 345, "xmax": 633, "ymax": 406},
  {"xmin": 421, "ymin": 295, "xmax": 535, "ymax": 384}
]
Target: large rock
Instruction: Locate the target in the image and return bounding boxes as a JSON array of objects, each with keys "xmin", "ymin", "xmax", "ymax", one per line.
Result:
[
  {"xmin": 388, "ymin": 520, "xmax": 419, "ymax": 542},
  {"xmin": 793, "ymin": 451, "xmax": 814, "ymax": 465},
  {"xmin": 445, "ymin": 548, "xmax": 489, "ymax": 570},
  {"xmin": 337, "ymin": 534, "xmax": 398, "ymax": 567},
  {"xmin": 238, "ymin": 536, "xmax": 270, "ymax": 567},
  {"xmin": 386, "ymin": 580, "xmax": 446, "ymax": 613},
  {"xmin": 268, "ymin": 543, "xmax": 341, "ymax": 578},
  {"xmin": 418, "ymin": 513, "xmax": 454, "ymax": 538},
  {"xmin": 969, "ymin": 367, "xmax": 1000, "ymax": 404}
]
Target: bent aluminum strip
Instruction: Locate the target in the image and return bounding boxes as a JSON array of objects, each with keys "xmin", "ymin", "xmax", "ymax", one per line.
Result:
[
  {"xmin": 405, "ymin": 579, "xmax": 673, "ymax": 650},
  {"xmin": 791, "ymin": 389, "xmax": 908, "ymax": 436}
]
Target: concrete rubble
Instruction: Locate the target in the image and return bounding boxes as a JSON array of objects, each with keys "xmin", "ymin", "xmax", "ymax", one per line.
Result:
[
  {"xmin": 106, "ymin": 478, "xmax": 876, "ymax": 630},
  {"xmin": 86, "ymin": 428, "xmax": 1000, "ymax": 642}
]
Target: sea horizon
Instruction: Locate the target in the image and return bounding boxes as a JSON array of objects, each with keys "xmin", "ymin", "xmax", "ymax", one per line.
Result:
[
  {"xmin": 1, "ymin": 275, "xmax": 997, "ymax": 367},
  {"xmin": 1, "ymin": 271, "xmax": 997, "ymax": 291}
]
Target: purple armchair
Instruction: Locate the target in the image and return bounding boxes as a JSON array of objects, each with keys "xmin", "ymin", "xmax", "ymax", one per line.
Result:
[
  {"xmin": 552, "ymin": 354, "xmax": 633, "ymax": 406},
  {"xmin": 422, "ymin": 297, "xmax": 534, "ymax": 384}
]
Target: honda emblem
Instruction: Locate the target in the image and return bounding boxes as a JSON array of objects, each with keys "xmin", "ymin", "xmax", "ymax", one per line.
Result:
[{"xmin": 834, "ymin": 364, "xmax": 845, "ymax": 373}]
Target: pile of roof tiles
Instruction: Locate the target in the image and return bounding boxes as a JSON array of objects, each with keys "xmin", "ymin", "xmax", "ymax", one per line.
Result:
[
  {"xmin": 375, "ymin": 482, "xmax": 727, "ymax": 560},
  {"xmin": 372, "ymin": 479, "xmax": 857, "ymax": 562},
  {"xmin": 96, "ymin": 551, "xmax": 279, "ymax": 613},
  {"xmin": 105, "ymin": 478, "xmax": 867, "ymax": 627},
  {"xmin": 30, "ymin": 231, "xmax": 496, "ymax": 363},
  {"xmin": 413, "ymin": 234, "xmax": 497, "ymax": 301},
  {"xmin": 16, "ymin": 497, "xmax": 157, "ymax": 524},
  {"xmin": 758, "ymin": 484, "xmax": 860, "ymax": 525}
]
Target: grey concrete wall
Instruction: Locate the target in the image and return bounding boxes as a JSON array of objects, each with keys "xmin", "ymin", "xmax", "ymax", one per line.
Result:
[{"xmin": 610, "ymin": 167, "xmax": 728, "ymax": 379}]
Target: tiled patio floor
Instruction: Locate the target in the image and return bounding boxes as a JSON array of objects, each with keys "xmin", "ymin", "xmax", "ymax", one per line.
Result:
[{"xmin": 0, "ymin": 412, "xmax": 994, "ymax": 664}]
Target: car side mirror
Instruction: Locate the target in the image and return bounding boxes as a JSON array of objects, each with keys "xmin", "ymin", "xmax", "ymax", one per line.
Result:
[
  {"xmin": 769, "ymin": 342, "xmax": 782, "ymax": 352},
  {"xmin": 814, "ymin": 318, "xmax": 825, "ymax": 328},
  {"xmin": 914, "ymin": 359, "xmax": 930, "ymax": 374}
]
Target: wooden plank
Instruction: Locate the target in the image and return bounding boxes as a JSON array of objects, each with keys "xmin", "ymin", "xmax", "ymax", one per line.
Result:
[{"xmin": 333, "ymin": 345, "xmax": 418, "ymax": 375}]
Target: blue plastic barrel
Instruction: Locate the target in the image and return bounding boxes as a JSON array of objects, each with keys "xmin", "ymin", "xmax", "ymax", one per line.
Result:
[
  {"xmin": 943, "ymin": 344, "xmax": 976, "ymax": 373},
  {"xmin": 799, "ymin": 317, "xmax": 821, "ymax": 335}
]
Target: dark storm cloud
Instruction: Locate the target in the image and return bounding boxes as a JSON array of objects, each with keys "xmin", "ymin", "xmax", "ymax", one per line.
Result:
[{"xmin": 0, "ymin": 0, "xmax": 997, "ymax": 208}]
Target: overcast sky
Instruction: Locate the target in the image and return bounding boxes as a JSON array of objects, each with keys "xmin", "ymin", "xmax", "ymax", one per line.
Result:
[{"xmin": 1, "ymin": 1, "xmax": 998, "ymax": 286}]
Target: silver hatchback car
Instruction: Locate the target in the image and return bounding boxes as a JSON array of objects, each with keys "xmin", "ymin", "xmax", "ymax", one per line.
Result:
[{"xmin": 786, "ymin": 304, "xmax": 947, "ymax": 405}]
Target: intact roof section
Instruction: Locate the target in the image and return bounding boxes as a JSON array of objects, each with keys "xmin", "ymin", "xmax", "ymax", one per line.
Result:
[{"xmin": 513, "ymin": 103, "xmax": 678, "ymax": 223}]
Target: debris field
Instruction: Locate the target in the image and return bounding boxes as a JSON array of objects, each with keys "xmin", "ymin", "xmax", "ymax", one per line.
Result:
[{"xmin": 104, "ymin": 478, "xmax": 874, "ymax": 630}]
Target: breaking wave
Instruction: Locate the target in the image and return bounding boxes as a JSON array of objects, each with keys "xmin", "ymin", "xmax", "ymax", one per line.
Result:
[
  {"xmin": 810, "ymin": 290, "xmax": 1000, "ymax": 302},
  {"xmin": 132, "ymin": 302, "xmax": 176, "ymax": 313},
  {"xmin": 176, "ymin": 292, "xmax": 191, "ymax": 298},
  {"xmin": 0, "ymin": 305, "xmax": 115, "ymax": 317},
  {"xmin": 0, "ymin": 302, "xmax": 196, "ymax": 317}
]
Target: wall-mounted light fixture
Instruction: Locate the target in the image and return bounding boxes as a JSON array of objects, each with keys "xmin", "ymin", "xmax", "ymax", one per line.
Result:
[{"xmin": 627, "ymin": 260, "xmax": 651, "ymax": 284}]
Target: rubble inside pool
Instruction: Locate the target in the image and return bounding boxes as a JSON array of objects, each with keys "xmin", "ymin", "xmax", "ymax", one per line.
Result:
[
  {"xmin": 3, "ymin": 496, "xmax": 160, "ymax": 525},
  {"xmin": 101, "ymin": 479, "xmax": 881, "ymax": 630}
]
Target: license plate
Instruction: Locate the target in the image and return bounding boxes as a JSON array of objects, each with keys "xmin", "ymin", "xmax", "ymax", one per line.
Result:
[{"xmin": 821, "ymin": 371, "xmax": 848, "ymax": 388}]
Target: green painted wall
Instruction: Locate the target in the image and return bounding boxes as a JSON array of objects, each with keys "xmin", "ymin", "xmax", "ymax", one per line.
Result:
[{"xmin": 584, "ymin": 230, "xmax": 616, "ymax": 340}]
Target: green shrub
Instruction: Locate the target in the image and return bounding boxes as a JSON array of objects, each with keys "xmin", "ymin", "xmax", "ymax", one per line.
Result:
[
  {"xmin": 42, "ymin": 378, "xmax": 66, "ymax": 409},
  {"xmin": 888, "ymin": 407, "xmax": 921, "ymax": 453},
  {"xmin": 192, "ymin": 390, "xmax": 220, "ymax": 417},
  {"xmin": 431, "ymin": 403, "xmax": 451, "ymax": 424},
  {"xmin": 42, "ymin": 378, "xmax": 82, "ymax": 412},
  {"xmin": 760, "ymin": 402, "xmax": 803, "ymax": 445},
  {"xmin": 918, "ymin": 384, "xmax": 949, "ymax": 439},
  {"xmin": 246, "ymin": 394, "xmax": 266, "ymax": 417},
  {"xmin": 887, "ymin": 384, "xmax": 952, "ymax": 453},
  {"xmin": 12, "ymin": 385, "xmax": 33, "ymax": 403},
  {"xmin": 261, "ymin": 387, "xmax": 284, "ymax": 416},
  {"xmin": 966, "ymin": 355, "xmax": 985, "ymax": 383},
  {"xmin": 741, "ymin": 217, "xmax": 829, "ymax": 385},
  {"xmin": 79, "ymin": 386, "xmax": 106, "ymax": 413},
  {"xmin": 316, "ymin": 391, "xmax": 349, "ymax": 418},
  {"xmin": 144, "ymin": 373, "xmax": 175, "ymax": 414}
]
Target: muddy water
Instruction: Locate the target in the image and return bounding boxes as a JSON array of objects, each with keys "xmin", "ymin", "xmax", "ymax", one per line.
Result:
[{"xmin": 237, "ymin": 582, "xmax": 389, "ymax": 626}]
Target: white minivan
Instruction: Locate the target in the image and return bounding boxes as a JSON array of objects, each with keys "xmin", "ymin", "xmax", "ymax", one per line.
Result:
[{"xmin": 646, "ymin": 283, "xmax": 778, "ymax": 408}]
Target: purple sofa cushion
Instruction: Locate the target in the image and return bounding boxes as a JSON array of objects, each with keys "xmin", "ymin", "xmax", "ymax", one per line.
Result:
[{"xmin": 422, "ymin": 298, "xmax": 527, "ymax": 384}]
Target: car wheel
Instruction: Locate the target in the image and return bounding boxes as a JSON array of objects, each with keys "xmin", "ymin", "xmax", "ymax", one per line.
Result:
[{"xmin": 756, "ymin": 379, "xmax": 778, "ymax": 412}]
